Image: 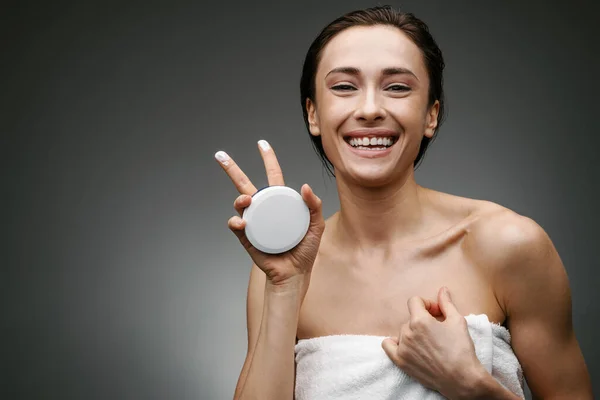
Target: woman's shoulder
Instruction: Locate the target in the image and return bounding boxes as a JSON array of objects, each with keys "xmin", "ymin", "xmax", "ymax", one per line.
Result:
[
  {"xmin": 452, "ymin": 193, "xmax": 554, "ymax": 274},
  {"xmin": 469, "ymin": 199, "xmax": 548, "ymax": 251},
  {"xmin": 428, "ymin": 188, "xmax": 544, "ymax": 239},
  {"xmin": 421, "ymin": 187, "xmax": 549, "ymax": 264}
]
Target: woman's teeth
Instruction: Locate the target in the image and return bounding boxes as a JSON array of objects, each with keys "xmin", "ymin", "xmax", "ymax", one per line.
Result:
[{"xmin": 348, "ymin": 136, "xmax": 395, "ymax": 149}]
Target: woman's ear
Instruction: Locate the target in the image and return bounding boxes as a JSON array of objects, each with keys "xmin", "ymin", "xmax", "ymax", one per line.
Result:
[
  {"xmin": 424, "ymin": 100, "xmax": 439, "ymax": 138},
  {"xmin": 306, "ymin": 98, "xmax": 321, "ymax": 137}
]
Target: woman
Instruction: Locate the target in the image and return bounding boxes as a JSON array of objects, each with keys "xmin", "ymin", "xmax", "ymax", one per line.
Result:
[{"xmin": 215, "ymin": 6, "xmax": 592, "ymax": 399}]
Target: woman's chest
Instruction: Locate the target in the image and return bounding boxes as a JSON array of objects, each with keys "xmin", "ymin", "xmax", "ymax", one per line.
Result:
[{"xmin": 297, "ymin": 247, "xmax": 504, "ymax": 340}]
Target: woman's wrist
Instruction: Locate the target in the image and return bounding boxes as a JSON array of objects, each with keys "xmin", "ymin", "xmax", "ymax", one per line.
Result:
[
  {"xmin": 457, "ymin": 365, "xmax": 520, "ymax": 400},
  {"xmin": 262, "ymin": 274, "xmax": 310, "ymax": 328},
  {"xmin": 266, "ymin": 272, "xmax": 311, "ymax": 295}
]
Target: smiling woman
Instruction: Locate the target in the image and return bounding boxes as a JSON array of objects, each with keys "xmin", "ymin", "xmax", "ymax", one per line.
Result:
[
  {"xmin": 303, "ymin": 23, "xmax": 438, "ymax": 187},
  {"xmin": 215, "ymin": 5, "xmax": 593, "ymax": 400},
  {"xmin": 301, "ymin": 10, "xmax": 445, "ymax": 177}
]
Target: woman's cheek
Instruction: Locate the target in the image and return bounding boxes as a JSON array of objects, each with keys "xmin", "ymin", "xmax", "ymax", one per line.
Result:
[{"xmin": 327, "ymin": 100, "xmax": 354, "ymax": 123}]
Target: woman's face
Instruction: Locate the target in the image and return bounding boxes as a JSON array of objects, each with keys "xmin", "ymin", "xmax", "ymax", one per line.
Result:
[{"xmin": 307, "ymin": 25, "xmax": 439, "ymax": 186}]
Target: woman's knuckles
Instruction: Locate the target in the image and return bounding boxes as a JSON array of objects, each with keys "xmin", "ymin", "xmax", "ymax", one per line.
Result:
[
  {"xmin": 409, "ymin": 315, "xmax": 430, "ymax": 331},
  {"xmin": 227, "ymin": 216, "xmax": 239, "ymax": 230},
  {"xmin": 395, "ymin": 356, "xmax": 407, "ymax": 368}
]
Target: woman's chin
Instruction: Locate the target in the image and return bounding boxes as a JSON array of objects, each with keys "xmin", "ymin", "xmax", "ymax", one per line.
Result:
[{"xmin": 343, "ymin": 166, "xmax": 399, "ymax": 187}]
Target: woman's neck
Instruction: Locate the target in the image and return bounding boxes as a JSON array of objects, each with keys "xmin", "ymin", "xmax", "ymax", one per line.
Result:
[{"xmin": 332, "ymin": 168, "xmax": 433, "ymax": 252}]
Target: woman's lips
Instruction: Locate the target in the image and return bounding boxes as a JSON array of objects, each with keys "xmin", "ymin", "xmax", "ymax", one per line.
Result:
[{"xmin": 343, "ymin": 138, "xmax": 397, "ymax": 158}]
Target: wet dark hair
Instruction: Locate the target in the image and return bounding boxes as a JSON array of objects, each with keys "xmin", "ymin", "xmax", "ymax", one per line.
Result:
[{"xmin": 300, "ymin": 5, "xmax": 446, "ymax": 177}]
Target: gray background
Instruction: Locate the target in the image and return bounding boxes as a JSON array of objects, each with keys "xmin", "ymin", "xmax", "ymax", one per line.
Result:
[{"xmin": 3, "ymin": 1, "xmax": 598, "ymax": 399}]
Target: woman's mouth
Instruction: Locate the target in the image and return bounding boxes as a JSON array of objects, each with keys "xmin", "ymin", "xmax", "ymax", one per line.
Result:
[{"xmin": 344, "ymin": 136, "xmax": 398, "ymax": 150}]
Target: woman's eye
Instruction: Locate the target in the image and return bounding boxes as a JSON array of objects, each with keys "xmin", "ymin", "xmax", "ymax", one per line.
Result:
[
  {"xmin": 331, "ymin": 84, "xmax": 356, "ymax": 91},
  {"xmin": 386, "ymin": 84, "xmax": 410, "ymax": 92}
]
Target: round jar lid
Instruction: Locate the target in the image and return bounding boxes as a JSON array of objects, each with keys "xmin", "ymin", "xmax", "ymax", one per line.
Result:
[{"xmin": 242, "ymin": 186, "xmax": 310, "ymax": 254}]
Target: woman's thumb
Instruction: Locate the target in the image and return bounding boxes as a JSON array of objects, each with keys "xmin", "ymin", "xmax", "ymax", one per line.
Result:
[
  {"xmin": 438, "ymin": 286, "xmax": 459, "ymax": 318},
  {"xmin": 301, "ymin": 184, "xmax": 324, "ymax": 226},
  {"xmin": 381, "ymin": 337, "xmax": 399, "ymax": 362}
]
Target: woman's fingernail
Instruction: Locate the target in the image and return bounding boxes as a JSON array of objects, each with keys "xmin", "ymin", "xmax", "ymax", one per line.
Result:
[
  {"xmin": 214, "ymin": 151, "xmax": 230, "ymax": 165},
  {"xmin": 258, "ymin": 140, "xmax": 270, "ymax": 151}
]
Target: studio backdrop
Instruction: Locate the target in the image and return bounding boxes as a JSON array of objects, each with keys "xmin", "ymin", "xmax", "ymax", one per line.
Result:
[{"xmin": 4, "ymin": 1, "xmax": 598, "ymax": 399}]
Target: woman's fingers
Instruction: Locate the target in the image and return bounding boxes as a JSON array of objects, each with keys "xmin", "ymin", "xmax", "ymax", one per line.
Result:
[
  {"xmin": 233, "ymin": 194, "xmax": 252, "ymax": 216},
  {"xmin": 407, "ymin": 296, "xmax": 433, "ymax": 327},
  {"xmin": 423, "ymin": 298, "xmax": 443, "ymax": 319},
  {"xmin": 301, "ymin": 184, "xmax": 323, "ymax": 216},
  {"xmin": 215, "ymin": 150, "xmax": 258, "ymax": 195},
  {"xmin": 215, "ymin": 141, "xmax": 285, "ymax": 194},
  {"xmin": 257, "ymin": 140, "xmax": 285, "ymax": 186},
  {"xmin": 228, "ymin": 215, "xmax": 261, "ymax": 261},
  {"xmin": 301, "ymin": 183, "xmax": 325, "ymax": 234}
]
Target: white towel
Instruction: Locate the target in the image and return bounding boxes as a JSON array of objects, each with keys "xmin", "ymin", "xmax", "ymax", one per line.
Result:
[{"xmin": 294, "ymin": 314, "xmax": 524, "ymax": 399}]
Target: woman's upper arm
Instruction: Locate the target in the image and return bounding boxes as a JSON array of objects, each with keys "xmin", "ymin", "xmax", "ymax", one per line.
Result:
[
  {"xmin": 489, "ymin": 214, "xmax": 593, "ymax": 399},
  {"xmin": 233, "ymin": 263, "xmax": 266, "ymax": 398}
]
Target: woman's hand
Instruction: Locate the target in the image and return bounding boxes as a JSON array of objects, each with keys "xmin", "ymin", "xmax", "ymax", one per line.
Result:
[
  {"xmin": 215, "ymin": 140, "xmax": 326, "ymax": 288},
  {"xmin": 381, "ymin": 287, "xmax": 487, "ymax": 399}
]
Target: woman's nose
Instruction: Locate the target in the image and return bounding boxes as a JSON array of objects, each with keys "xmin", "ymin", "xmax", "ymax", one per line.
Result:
[{"xmin": 353, "ymin": 90, "xmax": 387, "ymax": 122}]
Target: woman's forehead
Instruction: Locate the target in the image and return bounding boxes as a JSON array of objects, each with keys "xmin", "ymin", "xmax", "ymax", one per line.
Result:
[{"xmin": 317, "ymin": 25, "xmax": 426, "ymax": 78}]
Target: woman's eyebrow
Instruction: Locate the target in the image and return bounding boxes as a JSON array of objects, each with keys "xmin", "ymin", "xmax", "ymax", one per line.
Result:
[
  {"xmin": 325, "ymin": 66, "xmax": 419, "ymax": 81},
  {"xmin": 382, "ymin": 67, "xmax": 419, "ymax": 81},
  {"xmin": 325, "ymin": 66, "xmax": 360, "ymax": 78}
]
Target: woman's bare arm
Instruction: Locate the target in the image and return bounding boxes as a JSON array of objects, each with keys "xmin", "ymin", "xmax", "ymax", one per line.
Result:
[
  {"xmin": 233, "ymin": 264, "xmax": 308, "ymax": 400},
  {"xmin": 233, "ymin": 264, "xmax": 266, "ymax": 399},
  {"xmin": 482, "ymin": 212, "xmax": 593, "ymax": 399},
  {"xmin": 215, "ymin": 142, "xmax": 324, "ymax": 400}
]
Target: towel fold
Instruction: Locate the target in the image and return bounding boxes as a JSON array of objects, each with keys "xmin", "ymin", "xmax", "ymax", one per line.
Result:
[{"xmin": 294, "ymin": 314, "xmax": 524, "ymax": 399}]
